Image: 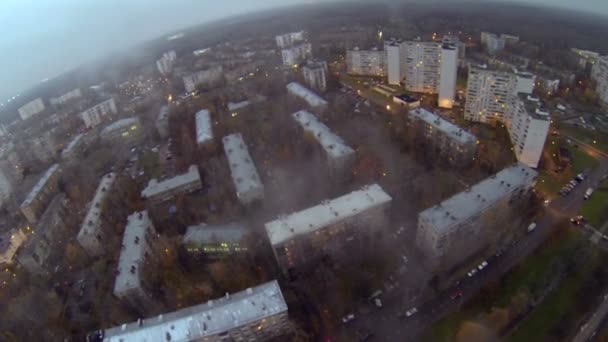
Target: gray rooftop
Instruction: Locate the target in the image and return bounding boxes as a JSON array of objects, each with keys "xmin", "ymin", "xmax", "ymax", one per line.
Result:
[
  {"xmin": 102, "ymin": 117, "xmax": 139, "ymax": 135},
  {"xmin": 409, "ymin": 108, "xmax": 477, "ymax": 145},
  {"xmin": 265, "ymin": 184, "xmax": 392, "ymax": 246},
  {"xmin": 292, "ymin": 110, "xmax": 355, "ymax": 159},
  {"xmin": 141, "ymin": 165, "xmax": 201, "ymax": 199},
  {"xmin": 419, "ymin": 163, "xmax": 537, "ymax": 234},
  {"xmin": 286, "ymin": 82, "xmax": 328, "ymax": 107},
  {"xmin": 61, "ymin": 134, "xmax": 84, "ymax": 157},
  {"xmin": 104, "ymin": 280, "xmax": 287, "ymax": 342},
  {"xmin": 21, "ymin": 164, "xmax": 60, "ymax": 207},
  {"xmin": 227, "ymin": 101, "xmax": 251, "ymax": 112},
  {"xmin": 113, "ymin": 211, "xmax": 155, "ymax": 296},
  {"xmin": 183, "ymin": 222, "xmax": 246, "ymax": 245},
  {"xmin": 77, "ymin": 173, "xmax": 116, "ymax": 242},
  {"xmin": 195, "ymin": 109, "xmax": 213, "ymax": 145},
  {"xmin": 222, "ymin": 133, "xmax": 263, "ymax": 197},
  {"xmin": 518, "ymin": 94, "xmax": 550, "ymax": 121}
]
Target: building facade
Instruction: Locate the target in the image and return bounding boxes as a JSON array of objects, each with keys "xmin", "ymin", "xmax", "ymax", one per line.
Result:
[
  {"xmin": 286, "ymin": 82, "xmax": 328, "ymax": 108},
  {"xmin": 156, "ymin": 50, "xmax": 177, "ymax": 75},
  {"xmin": 100, "ymin": 280, "xmax": 290, "ymax": 342},
  {"xmin": 0, "ymin": 228, "xmax": 27, "ymax": 267},
  {"xmin": 18, "ymin": 98, "xmax": 45, "ymax": 120},
  {"xmin": 77, "ymin": 173, "xmax": 116, "ymax": 256},
  {"xmin": 416, "ymin": 164, "xmax": 537, "ymax": 270},
  {"xmin": 591, "ymin": 55, "xmax": 608, "ymax": 107},
  {"xmin": 509, "ymin": 95, "xmax": 551, "ymax": 168},
  {"xmin": 438, "ymin": 43, "xmax": 459, "ymax": 108},
  {"xmin": 183, "ymin": 222, "xmax": 248, "ymax": 258},
  {"xmin": 80, "ymin": 98, "xmax": 118, "ymax": 128},
  {"xmin": 302, "ymin": 61, "xmax": 328, "ymax": 92},
  {"xmin": 50, "ymin": 88, "xmax": 82, "ymax": 107},
  {"xmin": 100, "ymin": 117, "xmax": 143, "ymax": 145},
  {"xmin": 183, "ymin": 66, "xmax": 224, "ymax": 93},
  {"xmin": 265, "ymin": 184, "xmax": 391, "ymax": 276},
  {"xmin": 156, "ymin": 105, "xmax": 169, "ymax": 139},
  {"xmin": 346, "ymin": 47, "xmax": 386, "ymax": 76},
  {"xmin": 141, "ymin": 165, "xmax": 202, "ymax": 204},
  {"xmin": 464, "ymin": 64, "xmax": 516, "ymax": 124},
  {"xmin": 281, "ymin": 43, "xmax": 312, "ymax": 66},
  {"xmin": 276, "ymin": 30, "xmax": 306, "ymax": 48},
  {"xmin": 20, "ymin": 164, "xmax": 61, "ymax": 224},
  {"xmin": 385, "ymin": 39, "xmax": 406, "ymax": 85},
  {"xmin": 222, "ymin": 133, "xmax": 264, "ymax": 205}
]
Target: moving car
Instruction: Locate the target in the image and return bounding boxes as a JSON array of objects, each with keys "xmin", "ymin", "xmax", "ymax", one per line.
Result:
[
  {"xmin": 584, "ymin": 188, "xmax": 594, "ymax": 200},
  {"xmin": 527, "ymin": 222, "xmax": 537, "ymax": 233},
  {"xmin": 467, "ymin": 268, "xmax": 478, "ymax": 277},
  {"xmin": 477, "ymin": 261, "xmax": 488, "ymax": 271},
  {"xmin": 571, "ymin": 215, "xmax": 586, "ymax": 226}
]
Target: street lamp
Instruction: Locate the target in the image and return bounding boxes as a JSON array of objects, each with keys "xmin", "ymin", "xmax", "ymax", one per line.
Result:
[{"xmin": 386, "ymin": 105, "xmax": 391, "ymax": 111}]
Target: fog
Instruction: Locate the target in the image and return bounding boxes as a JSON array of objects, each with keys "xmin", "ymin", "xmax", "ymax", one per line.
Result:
[{"xmin": 0, "ymin": 0, "xmax": 607, "ymax": 101}]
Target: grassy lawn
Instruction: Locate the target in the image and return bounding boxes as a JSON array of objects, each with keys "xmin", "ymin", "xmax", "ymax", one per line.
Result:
[
  {"xmin": 140, "ymin": 151, "xmax": 162, "ymax": 178},
  {"xmin": 561, "ymin": 124, "xmax": 608, "ymax": 152},
  {"xmin": 580, "ymin": 180, "xmax": 608, "ymax": 228},
  {"xmin": 570, "ymin": 147, "xmax": 599, "ymax": 173}
]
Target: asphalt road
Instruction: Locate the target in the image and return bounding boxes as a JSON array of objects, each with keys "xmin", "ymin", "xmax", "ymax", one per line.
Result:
[
  {"xmin": 572, "ymin": 293, "xmax": 608, "ymax": 342},
  {"xmin": 333, "ymin": 143, "xmax": 608, "ymax": 342}
]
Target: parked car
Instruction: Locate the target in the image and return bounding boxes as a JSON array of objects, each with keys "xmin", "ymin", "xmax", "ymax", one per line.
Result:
[
  {"xmin": 406, "ymin": 307, "xmax": 418, "ymax": 317},
  {"xmin": 584, "ymin": 188, "xmax": 594, "ymax": 200},
  {"xmin": 467, "ymin": 269, "xmax": 478, "ymax": 277},
  {"xmin": 571, "ymin": 215, "xmax": 586, "ymax": 226},
  {"xmin": 374, "ymin": 298, "xmax": 383, "ymax": 308},
  {"xmin": 341, "ymin": 313, "xmax": 356, "ymax": 324},
  {"xmin": 527, "ymin": 222, "xmax": 537, "ymax": 233},
  {"xmin": 477, "ymin": 261, "xmax": 488, "ymax": 271}
]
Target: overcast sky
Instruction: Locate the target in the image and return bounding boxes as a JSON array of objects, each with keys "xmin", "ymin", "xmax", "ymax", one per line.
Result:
[{"xmin": 0, "ymin": 0, "xmax": 606, "ymax": 102}]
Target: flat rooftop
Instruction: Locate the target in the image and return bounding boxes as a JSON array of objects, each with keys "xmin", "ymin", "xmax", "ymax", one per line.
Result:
[
  {"xmin": 265, "ymin": 184, "xmax": 392, "ymax": 246},
  {"xmin": 227, "ymin": 101, "xmax": 250, "ymax": 112},
  {"xmin": 102, "ymin": 117, "xmax": 139, "ymax": 134},
  {"xmin": 518, "ymin": 94, "xmax": 550, "ymax": 121},
  {"xmin": 61, "ymin": 133, "xmax": 84, "ymax": 157},
  {"xmin": 21, "ymin": 164, "xmax": 60, "ymax": 207},
  {"xmin": 77, "ymin": 173, "xmax": 116, "ymax": 242},
  {"xmin": 141, "ymin": 165, "xmax": 200, "ymax": 199},
  {"xmin": 195, "ymin": 109, "xmax": 213, "ymax": 145},
  {"xmin": 104, "ymin": 280, "xmax": 287, "ymax": 341},
  {"xmin": 409, "ymin": 108, "xmax": 477, "ymax": 145},
  {"xmin": 157, "ymin": 105, "xmax": 169, "ymax": 121},
  {"xmin": 292, "ymin": 110, "xmax": 355, "ymax": 160},
  {"xmin": 419, "ymin": 163, "xmax": 537, "ymax": 234},
  {"xmin": 222, "ymin": 133, "xmax": 263, "ymax": 197},
  {"xmin": 183, "ymin": 222, "xmax": 246, "ymax": 245},
  {"xmin": 113, "ymin": 211, "xmax": 154, "ymax": 296},
  {"xmin": 394, "ymin": 94, "xmax": 419, "ymax": 103},
  {"xmin": 286, "ymin": 82, "xmax": 328, "ymax": 107}
]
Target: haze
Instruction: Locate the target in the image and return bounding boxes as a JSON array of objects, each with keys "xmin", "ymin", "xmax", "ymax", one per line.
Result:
[{"xmin": 0, "ymin": 0, "xmax": 606, "ymax": 102}]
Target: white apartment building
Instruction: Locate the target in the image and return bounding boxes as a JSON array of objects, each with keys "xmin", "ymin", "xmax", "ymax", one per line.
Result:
[
  {"xmin": 156, "ymin": 50, "xmax": 176, "ymax": 75},
  {"xmin": 222, "ymin": 133, "xmax": 264, "ymax": 205},
  {"xmin": 591, "ymin": 55, "xmax": 608, "ymax": 106},
  {"xmin": 113, "ymin": 211, "xmax": 157, "ymax": 307},
  {"xmin": 141, "ymin": 165, "xmax": 202, "ymax": 204},
  {"xmin": 156, "ymin": 105, "xmax": 169, "ymax": 139},
  {"xmin": 346, "ymin": 47, "xmax": 386, "ymax": 76},
  {"xmin": 266, "ymin": 184, "xmax": 391, "ymax": 276},
  {"xmin": 572, "ymin": 48, "xmax": 600, "ymax": 69},
  {"xmin": 0, "ymin": 164, "xmax": 13, "ymax": 207},
  {"xmin": 276, "ymin": 30, "xmax": 306, "ymax": 48},
  {"xmin": 281, "ymin": 43, "xmax": 312, "ymax": 66},
  {"xmin": 480, "ymin": 32, "xmax": 506, "ymax": 54},
  {"xmin": 0, "ymin": 229, "xmax": 27, "ymax": 267},
  {"xmin": 183, "ymin": 66, "xmax": 224, "ymax": 93},
  {"xmin": 100, "ymin": 280, "xmax": 290, "ymax": 342},
  {"xmin": 286, "ymin": 82, "xmax": 328, "ymax": 108},
  {"xmin": 100, "ymin": 117, "xmax": 143, "ymax": 144},
  {"xmin": 61, "ymin": 134, "xmax": 84, "ymax": 161},
  {"xmin": 18, "ymin": 98, "xmax": 45, "ymax": 120},
  {"xmin": 385, "ymin": 39, "xmax": 406, "ymax": 85},
  {"xmin": 183, "ymin": 222, "xmax": 248, "ymax": 258},
  {"xmin": 509, "ymin": 95, "xmax": 551, "ymax": 168},
  {"xmin": 438, "ymin": 43, "xmax": 459, "ymax": 108},
  {"xmin": 292, "ymin": 110, "xmax": 355, "ymax": 180},
  {"xmin": 77, "ymin": 173, "xmax": 116, "ymax": 256},
  {"xmin": 80, "ymin": 98, "xmax": 118, "ymax": 128},
  {"xmin": 416, "ymin": 164, "xmax": 537, "ymax": 269},
  {"xmin": 302, "ymin": 61, "xmax": 328, "ymax": 92},
  {"xmin": 195, "ymin": 109, "xmax": 214, "ymax": 146},
  {"xmin": 20, "ymin": 164, "xmax": 61, "ymax": 224},
  {"xmin": 50, "ymin": 88, "xmax": 82, "ymax": 107}
]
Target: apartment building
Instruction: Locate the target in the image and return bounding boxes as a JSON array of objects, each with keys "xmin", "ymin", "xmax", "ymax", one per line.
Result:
[
  {"xmin": 438, "ymin": 43, "xmax": 459, "ymax": 108},
  {"xmin": 416, "ymin": 164, "xmax": 537, "ymax": 270},
  {"xmin": 509, "ymin": 95, "xmax": 551, "ymax": 168},
  {"xmin": 156, "ymin": 105, "xmax": 169, "ymax": 139},
  {"xmin": 183, "ymin": 222, "xmax": 248, "ymax": 258},
  {"xmin": 100, "ymin": 117, "xmax": 143, "ymax": 145},
  {"xmin": 286, "ymin": 82, "xmax": 328, "ymax": 108},
  {"xmin": 99, "ymin": 280, "xmax": 290, "ymax": 342},
  {"xmin": 0, "ymin": 163, "xmax": 13, "ymax": 208},
  {"xmin": 281, "ymin": 43, "xmax": 312, "ymax": 66},
  {"xmin": 265, "ymin": 184, "xmax": 391, "ymax": 276},
  {"xmin": 385, "ymin": 39, "xmax": 406, "ymax": 85},
  {"xmin": 18, "ymin": 98, "xmax": 45, "ymax": 120},
  {"xmin": 195, "ymin": 109, "xmax": 214, "ymax": 146},
  {"xmin": 0, "ymin": 228, "xmax": 27, "ymax": 267},
  {"xmin": 276, "ymin": 30, "xmax": 306, "ymax": 48},
  {"xmin": 113, "ymin": 211, "xmax": 157, "ymax": 307},
  {"xmin": 464, "ymin": 64, "xmax": 517, "ymax": 124},
  {"xmin": 302, "ymin": 60, "xmax": 328, "ymax": 92},
  {"xmin": 292, "ymin": 110, "xmax": 355, "ymax": 180},
  {"xmin": 223, "ymin": 133, "xmax": 264, "ymax": 205},
  {"xmin": 20, "ymin": 164, "xmax": 61, "ymax": 224},
  {"xmin": 80, "ymin": 98, "xmax": 118, "ymax": 129},
  {"xmin": 346, "ymin": 47, "xmax": 386, "ymax": 76},
  {"xmin": 61, "ymin": 134, "xmax": 84, "ymax": 161},
  {"xmin": 141, "ymin": 165, "xmax": 202, "ymax": 204},
  {"xmin": 407, "ymin": 108, "xmax": 477, "ymax": 167},
  {"xmin": 591, "ymin": 55, "xmax": 608, "ymax": 107},
  {"xmin": 156, "ymin": 50, "xmax": 177, "ymax": 75},
  {"xmin": 183, "ymin": 66, "xmax": 224, "ymax": 93},
  {"xmin": 18, "ymin": 194, "xmax": 70, "ymax": 276},
  {"xmin": 50, "ymin": 88, "xmax": 82, "ymax": 107},
  {"xmin": 77, "ymin": 173, "xmax": 116, "ymax": 256},
  {"xmin": 480, "ymin": 32, "xmax": 506, "ymax": 54}
]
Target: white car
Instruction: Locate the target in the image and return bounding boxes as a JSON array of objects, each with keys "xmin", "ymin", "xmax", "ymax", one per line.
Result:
[
  {"xmin": 374, "ymin": 298, "xmax": 383, "ymax": 308},
  {"xmin": 477, "ymin": 261, "xmax": 488, "ymax": 271},
  {"xmin": 341, "ymin": 313, "xmax": 356, "ymax": 324},
  {"xmin": 405, "ymin": 307, "xmax": 418, "ymax": 317},
  {"xmin": 467, "ymin": 269, "xmax": 478, "ymax": 277}
]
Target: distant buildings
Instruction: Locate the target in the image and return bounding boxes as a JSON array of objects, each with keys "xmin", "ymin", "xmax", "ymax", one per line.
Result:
[
  {"xmin": 480, "ymin": 32, "xmax": 518, "ymax": 54},
  {"xmin": 292, "ymin": 110, "xmax": 355, "ymax": 180},
  {"xmin": 100, "ymin": 117, "xmax": 143, "ymax": 145},
  {"xmin": 100, "ymin": 280, "xmax": 290, "ymax": 342},
  {"xmin": 265, "ymin": 184, "xmax": 391, "ymax": 276},
  {"xmin": 18, "ymin": 194, "xmax": 70, "ymax": 276},
  {"xmin": 77, "ymin": 173, "xmax": 116, "ymax": 256},
  {"xmin": 346, "ymin": 47, "xmax": 386, "ymax": 76},
  {"xmin": 18, "ymin": 98, "xmax": 45, "ymax": 120},
  {"xmin": 183, "ymin": 66, "xmax": 224, "ymax": 93},
  {"xmin": 141, "ymin": 165, "xmax": 202, "ymax": 204},
  {"xmin": 113, "ymin": 211, "xmax": 157, "ymax": 307},
  {"xmin": 572, "ymin": 48, "xmax": 600, "ymax": 69},
  {"xmin": 276, "ymin": 31, "xmax": 306, "ymax": 48},
  {"xmin": 0, "ymin": 229, "xmax": 27, "ymax": 267},
  {"xmin": 286, "ymin": 82, "xmax": 328, "ymax": 108},
  {"xmin": 20, "ymin": 164, "xmax": 61, "ymax": 224},
  {"xmin": 80, "ymin": 98, "xmax": 118, "ymax": 129},
  {"xmin": 222, "ymin": 133, "xmax": 264, "ymax": 205},
  {"xmin": 302, "ymin": 61, "xmax": 328, "ymax": 92},
  {"xmin": 50, "ymin": 88, "xmax": 82, "ymax": 107},
  {"xmin": 281, "ymin": 43, "xmax": 312, "ymax": 66},
  {"xmin": 195, "ymin": 109, "xmax": 214, "ymax": 147},
  {"xmin": 156, "ymin": 50, "xmax": 177, "ymax": 75},
  {"xmin": 407, "ymin": 108, "xmax": 477, "ymax": 167},
  {"xmin": 156, "ymin": 105, "xmax": 169, "ymax": 139},
  {"xmin": 591, "ymin": 55, "xmax": 608, "ymax": 107},
  {"xmin": 509, "ymin": 95, "xmax": 551, "ymax": 168},
  {"xmin": 183, "ymin": 222, "xmax": 248, "ymax": 258},
  {"xmin": 416, "ymin": 164, "xmax": 537, "ymax": 270}
]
